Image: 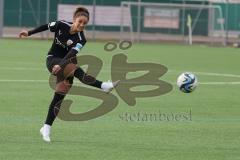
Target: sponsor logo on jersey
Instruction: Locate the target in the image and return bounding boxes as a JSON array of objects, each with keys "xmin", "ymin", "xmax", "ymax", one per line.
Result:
[{"xmin": 55, "ymin": 37, "xmax": 66, "ymax": 48}]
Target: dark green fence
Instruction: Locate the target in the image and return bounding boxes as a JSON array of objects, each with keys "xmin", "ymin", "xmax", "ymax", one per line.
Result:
[{"xmin": 3, "ymin": 0, "xmax": 240, "ymax": 36}]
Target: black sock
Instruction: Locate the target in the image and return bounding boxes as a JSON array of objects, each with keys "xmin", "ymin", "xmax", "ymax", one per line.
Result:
[
  {"xmin": 74, "ymin": 67, "xmax": 102, "ymax": 89},
  {"xmin": 45, "ymin": 92, "xmax": 65, "ymax": 126}
]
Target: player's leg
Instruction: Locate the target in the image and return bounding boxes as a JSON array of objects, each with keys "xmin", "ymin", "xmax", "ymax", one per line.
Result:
[
  {"xmin": 40, "ymin": 77, "xmax": 73, "ymax": 142},
  {"xmin": 40, "ymin": 57, "xmax": 73, "ymax": 142},
  {"xmin": 49, "ymin": 56, "xmax": 119, "ymax": 93},
  {"xmin": 74, "ymin": 66, "xmax": 120, "ymax": 93},
  {"xmin": 45, "ymin": 77, "xmax": 73, "ymax": 125}
]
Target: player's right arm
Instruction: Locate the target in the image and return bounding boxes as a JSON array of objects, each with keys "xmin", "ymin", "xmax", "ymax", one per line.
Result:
[
  {"xmin": 51, "ymin": 43, "xmax": 83, "ymax": 75},
  {"xmin": 19, "ymin": 21, "xmax": 59, "ymax": 38}
]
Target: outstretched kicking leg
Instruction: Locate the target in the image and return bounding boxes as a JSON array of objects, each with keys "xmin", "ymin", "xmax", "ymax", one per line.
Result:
[{"xmin": 74, "ymin": 67, "xmax": 119, "ymax": 93}]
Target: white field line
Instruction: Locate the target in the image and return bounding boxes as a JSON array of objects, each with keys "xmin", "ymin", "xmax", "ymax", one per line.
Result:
[
  {"xmin": 169, "ymin": 70, "xmax": 240, "ymax": 78},
  {"xmin": 0, "ymin": 67, "xmax": 240, "ymax": 85},
  {"xmin": 1, "ymin": 67, "xmax": 240, "ymax": 78},
  {"xmin": 0, "ymin": 67, "xmax": 45, "ymax": 71},
  {"xmin": 0, "ymin": 79, "xmax": 239, "ymax": 85},
  {"xmin": 0, "ymin": 80, "xmax": 48, "ymax": 83},
  {"xmin": 191, "ymin": 71, "xmax": 240, "ymax": 78},
  {"xmin": 199, "ymin": 82, "xmax": 240, "ymax": 85}
]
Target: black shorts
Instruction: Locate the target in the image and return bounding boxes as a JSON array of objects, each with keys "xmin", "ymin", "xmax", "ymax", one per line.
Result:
[{"xmin": 46, "ymin": 55, "xmax": 74, "ymax": 84}]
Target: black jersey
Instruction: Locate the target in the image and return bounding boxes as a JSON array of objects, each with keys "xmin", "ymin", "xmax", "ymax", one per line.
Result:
[
  {"xmin": 48, "ymin": 21, "xmax": 86, "ymax": 58},
  {"xmin": 28, "ymin": 20, "xmax": 86, "ymax": 59}
]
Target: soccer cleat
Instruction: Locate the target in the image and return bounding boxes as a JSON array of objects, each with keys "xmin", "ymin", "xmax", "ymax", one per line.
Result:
[
  {"xmin": 101, "ymin": 80, "xmax": 120, "ymax": 93},
  {"xmin": 40, "ymin": 127, "xmax": 51, "ymax": 142}
]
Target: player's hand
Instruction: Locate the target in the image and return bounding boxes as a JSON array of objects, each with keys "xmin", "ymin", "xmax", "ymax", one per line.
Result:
[
  {"xmin": 52, "ymin": 65, "xmax": 62, "ymax": 75},
  {"xmin": 19, "ymin": 30, "xmax": 29, "ymax": 38}
]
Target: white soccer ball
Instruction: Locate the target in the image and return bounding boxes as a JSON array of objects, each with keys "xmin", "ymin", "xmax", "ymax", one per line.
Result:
[{"xmin": 177, "ymin": 72, "xmax": 198, "ymax": 93}]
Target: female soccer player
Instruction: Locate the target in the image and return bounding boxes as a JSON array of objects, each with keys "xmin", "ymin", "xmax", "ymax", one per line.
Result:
[{"xmin": 19, "ymin": 7, "xmax": 119, "ymax": 142}]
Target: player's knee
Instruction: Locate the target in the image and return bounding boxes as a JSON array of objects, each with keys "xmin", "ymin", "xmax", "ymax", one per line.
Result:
[
  {"xmin": 55, "ymin": 80, "xmax": 72, "ymax": 94},
  {"xmin": 63, "ymin": 63, "xmax": 77, "ymax": 78}
]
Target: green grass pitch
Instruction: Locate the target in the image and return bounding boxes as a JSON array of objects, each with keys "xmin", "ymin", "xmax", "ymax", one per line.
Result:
[{"xmin": 0, "ymin": 39, "xmax": 240, "ymax": 160}]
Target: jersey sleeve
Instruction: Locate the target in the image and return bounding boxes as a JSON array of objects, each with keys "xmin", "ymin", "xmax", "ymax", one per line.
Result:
[
  {"xmin": 68, "ymin": 32, "xmax": 87, "ymax": 50},
  {"xmin": 69, "ymin": 41, "xmax": 85, "ymax": 50},
  {"xmin": 28, "ymin": 24, "xmax": 48, "ymax": 36},
  {"xmin": 59, "ymin": 43, "xmax": 83, "ymax": 66},
  {"xmin": 28, "ymin": 21, "xmax": 60, "ymax": 36}
]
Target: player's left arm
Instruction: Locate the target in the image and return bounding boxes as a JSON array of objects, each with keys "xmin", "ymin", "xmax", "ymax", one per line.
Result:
[{"xmin": 19, "ymin": 21, "xmax": 59, "ymax": 38}]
